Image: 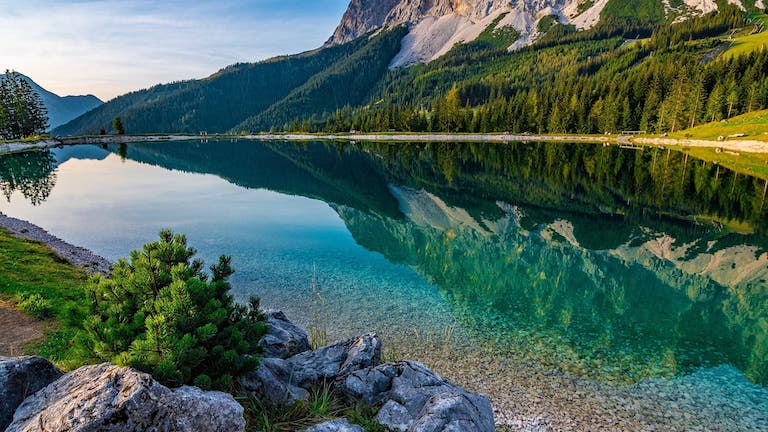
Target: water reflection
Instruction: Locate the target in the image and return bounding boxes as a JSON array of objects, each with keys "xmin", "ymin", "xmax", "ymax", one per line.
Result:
[
  {"xmin": 0, "ymin": 140, "xmax": 765, "ymax": 385},
  {"xmin": 0, "ymin": 150, "xmax": 57, "ymax": 206}
]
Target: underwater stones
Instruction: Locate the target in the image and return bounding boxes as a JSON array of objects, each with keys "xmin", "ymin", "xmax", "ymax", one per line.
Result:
[
  {"xmin": 7, "ymin": 363, "xmax": 245, "ymax": 432},
  {"xmin": 339, "ymin": 361, "xmax": 495, "ymax": 432},
  {"xmin": 0, "ymin": 356, "xmax": 63, "ymax": 430},
  {"xmin": 260, "ymin": 309, "xmax": 311, "ymax": 359}
]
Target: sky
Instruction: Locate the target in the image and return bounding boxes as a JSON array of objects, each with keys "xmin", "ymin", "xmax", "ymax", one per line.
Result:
[{"xmin": 1, "ymin": 0, "xmax": 349, "ymax": 101}]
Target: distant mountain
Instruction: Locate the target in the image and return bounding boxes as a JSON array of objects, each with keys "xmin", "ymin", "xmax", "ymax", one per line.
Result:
[
  {"xmin": 52, "ymin": 0, "xmax": 767, "ymax": 137},
  {"xmin": 0, "ymin": 73, "xmax": 102, "ymax": 130}
]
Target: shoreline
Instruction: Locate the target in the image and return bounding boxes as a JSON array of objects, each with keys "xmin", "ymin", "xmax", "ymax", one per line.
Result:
[
  {"xmin": 0, "ymin": 212, "xmax": 111, "ymax": 275},
  {"xmin": 2, "ymin": 132, "xmax": 767, "ymax": 155}
]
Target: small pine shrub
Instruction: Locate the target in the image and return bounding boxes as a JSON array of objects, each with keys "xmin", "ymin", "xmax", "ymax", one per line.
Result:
[{"xmin": 79, "ymin": 230, "xmax": 267, "ymax": 390}]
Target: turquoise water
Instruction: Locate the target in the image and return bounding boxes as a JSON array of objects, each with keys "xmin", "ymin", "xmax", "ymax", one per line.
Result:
[{"xmin": 1, "ymin": 141, "xmax": 766, "ymax": 395}]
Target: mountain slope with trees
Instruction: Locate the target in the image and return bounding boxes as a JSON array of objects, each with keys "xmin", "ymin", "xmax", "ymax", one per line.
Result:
[
  {"xmin": 52, "ymin": 3, "xmax": 768, "ymax": 137},
  {"xmin": 53, "ymin": 34, "xmax": 388, "ymax": 136},
  {"xmin": 314, "ymin": 7, "xmax": 768, "ymax": 135}
]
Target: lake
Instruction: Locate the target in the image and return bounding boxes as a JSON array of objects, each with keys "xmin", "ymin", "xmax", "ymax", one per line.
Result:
[{"xmin": 1, "ymin": 140, "xmax": 767, "ymax": 430}]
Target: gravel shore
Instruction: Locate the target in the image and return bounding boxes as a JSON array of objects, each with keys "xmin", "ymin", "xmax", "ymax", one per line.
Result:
[
  {"xmin": 385, "ymin": 334, "xmax": 768, "ymax": 432},
  {"xmin": 0, "ymin": 212, "xmax": 111, "ymax": 275}
]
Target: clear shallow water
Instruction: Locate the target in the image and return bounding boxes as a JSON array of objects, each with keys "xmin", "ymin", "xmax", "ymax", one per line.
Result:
[{"xmin": 1, "ymin": 140, "xmax": 767, "ymax": 428}]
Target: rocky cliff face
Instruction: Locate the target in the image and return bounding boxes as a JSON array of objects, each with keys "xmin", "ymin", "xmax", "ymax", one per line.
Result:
[
  {"xmin": 328, "ymin": 0, "xmax": 522, "ymax": 46},
  {"xmin": 326, "ymin": 0, "xmax": 735, "ymax": 66},
  {"xmin": 326, "ymin": 0, "xmax": 617, "ymax": 66}
]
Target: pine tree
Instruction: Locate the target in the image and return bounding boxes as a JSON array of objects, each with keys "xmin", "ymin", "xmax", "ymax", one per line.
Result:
[
  {"xmin": 726, "ymin": 85, "xmax": 740, "ymax": 119},
  {"xmin": 0, "ymin": 78, "xmax": 9, "ymax": 139},
  {"xmin": 113, "ymin": 116, "xmax": 125, "ymax": 135},
  {"xmin": 442, "ymin": 85, "xmax": 463, "ymax": 132},
  {"xmin": 80, "ymin": 230, "xmax": 267, "ymax": 390},
  {"xmin": 705, "ymin": 83, "xmax": 726, "ymax": 122},
  {"xmin": 0, "ymin": 71, "xmax": 48, "ymax": 139}
]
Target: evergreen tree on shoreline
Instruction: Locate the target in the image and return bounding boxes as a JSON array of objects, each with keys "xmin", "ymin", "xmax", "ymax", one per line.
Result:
[{"xmin": 0, "ymin": 70, "xmax": 49, "ymax": 139}]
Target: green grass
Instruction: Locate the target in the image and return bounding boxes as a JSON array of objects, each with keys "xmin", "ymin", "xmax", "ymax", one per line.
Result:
[
  {"xmin": 669, "ymin": 109, "xmax": 768, "ymax": 142},
  {"xmin": 0, "ymin": 227, "xmax": 91, "ymax": 368},
  {"xmin": 724, "ymin": 13, "xmax": 768, "ymax": 59},
  {"xmin": 0, "ymin": 227, "xmax": 89, "ymax": 307},
  {"xmin": 602, "ymin": 0, "xmax": 666, "ymax": 23},
  {"xmin": 243, "ymin": 384, "xmax": 388, "ymax": 432},
  {"xmin": 661, "ymin": 110, "xmax": 768, "ymax": 180}
]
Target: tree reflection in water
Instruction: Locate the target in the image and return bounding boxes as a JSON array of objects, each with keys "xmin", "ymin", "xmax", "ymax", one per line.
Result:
[{"xmin": 0, "ymin": 150, "xmax": 56, "ymax": 206}]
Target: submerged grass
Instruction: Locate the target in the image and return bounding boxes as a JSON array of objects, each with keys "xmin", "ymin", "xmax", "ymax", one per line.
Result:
[{"xmin": 308, "ymin": 264, "xmax": 330, "ymax": 349}]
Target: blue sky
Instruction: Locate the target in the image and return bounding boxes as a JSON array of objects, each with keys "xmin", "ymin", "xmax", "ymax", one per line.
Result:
[{"xmin": 1, "ymin": 0, "xmax": 349, "ymax": 100}]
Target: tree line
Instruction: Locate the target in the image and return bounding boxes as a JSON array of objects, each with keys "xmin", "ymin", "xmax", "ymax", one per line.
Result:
[{"xmin": 0, "ymin": 70, "xmax": 48, "ymax": 139}]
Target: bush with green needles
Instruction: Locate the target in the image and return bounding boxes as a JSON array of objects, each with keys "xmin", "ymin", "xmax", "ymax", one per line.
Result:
[{"xmin": 79, "ymin": 230, "xmax": 267, "ymax": 391}]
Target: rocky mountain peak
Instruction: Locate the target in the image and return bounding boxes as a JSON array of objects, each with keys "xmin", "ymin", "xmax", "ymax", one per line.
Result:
[
  {"xmin": 326, "ymin": 0, "xmax": 735, "ymax": 67},
  {"xmin": 326, "ymin": 0, "xmax": 601, "ymax": 65},
  {"xmin": 326, "ymin": 0, "xmax": 512, "ymax": 46}
]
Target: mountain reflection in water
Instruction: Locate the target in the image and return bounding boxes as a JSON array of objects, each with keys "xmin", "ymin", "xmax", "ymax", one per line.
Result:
[{"xmin": 1, "ymin": 140, "xmax": 765, "ymax": 385}]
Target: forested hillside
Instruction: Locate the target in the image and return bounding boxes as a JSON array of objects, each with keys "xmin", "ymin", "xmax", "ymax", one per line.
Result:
[
  {"xmin": 233, "ymin": 27, "xmax": 408, "ymax": 133},
  {"xmin": 318, "ymin": 7, "xmax": 768, "ymax": 135},
  {"xmin": 53, "ymin": 4, "xmax": 768, "ymax": 137},
  {"xmin": 53, "ymin": 34, "xmax": 386, "ymax": 135}
]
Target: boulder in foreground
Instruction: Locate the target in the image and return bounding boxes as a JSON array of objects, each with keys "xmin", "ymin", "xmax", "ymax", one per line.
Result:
[
  {"xmin": 0, "ymin": 356, "xmax": 63, "ymax": 430},
  {"xmin": 7, "ymin": 363, "xmax": 245, "ymax": 432}
]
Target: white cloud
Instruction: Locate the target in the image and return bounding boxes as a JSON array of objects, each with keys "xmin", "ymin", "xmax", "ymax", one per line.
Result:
[{"xmin": 0, "ymin": 0, "xmax": 347, "ymax": 100}]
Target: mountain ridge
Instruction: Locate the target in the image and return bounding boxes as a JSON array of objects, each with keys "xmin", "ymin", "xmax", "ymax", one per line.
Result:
[
  {"xmin": 52, "ymin": 1, "xmax": 767, "ymax": 137},
  {"xmin": 326, "ymin": 0, "xmax": 758, "ymax": 66}
]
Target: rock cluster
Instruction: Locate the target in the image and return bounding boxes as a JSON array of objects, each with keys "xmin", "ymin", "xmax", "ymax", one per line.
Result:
[
  {"xmin": 0, "ymin": 311, "xmax": 494, "ymax": 432},
  {"xmin": 240, "ymin": 310, "xmax": 495, "ymax": 432},
  {"xmin": 304, "ymin": 418, "xmax": 366, "ymax": 432},
  {"xmin": 259, "ymin": 309, "xmax": 312, "ymax": 359},
  {"xmin": 239, "ymin": 332, "xmax": 382, "ymax": 406},
  {"xmin": 339, "ymin": 361, "xmax": 495, "ymax": 432}
]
